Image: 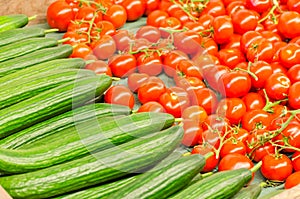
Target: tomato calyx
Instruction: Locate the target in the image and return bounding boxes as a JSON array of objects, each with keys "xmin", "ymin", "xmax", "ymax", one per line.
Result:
[{"xmin": 258, "ymin": 0, "xmax": 282, "ymax": 24}]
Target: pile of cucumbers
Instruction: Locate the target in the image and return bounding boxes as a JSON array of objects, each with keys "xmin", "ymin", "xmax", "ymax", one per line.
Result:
[{"xmin": 0, "ymin": 14, "xmax": 264, "ymax": 199}]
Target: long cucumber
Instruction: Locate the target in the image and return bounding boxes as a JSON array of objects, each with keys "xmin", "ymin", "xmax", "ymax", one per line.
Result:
[
  {"xmin": 0, "ymin": 125, "xmax": 183, "ymax": 199},
  {"xmin": 232, "ymin": 183, "xmax": 262, "ymax": 199},
  {"xmin": 0, "ymin": 75, "xmax": 112, "ymax": 138},
  {"xmin": 0, "ymin": 14, "xmax": 31, "ymax": 32}
]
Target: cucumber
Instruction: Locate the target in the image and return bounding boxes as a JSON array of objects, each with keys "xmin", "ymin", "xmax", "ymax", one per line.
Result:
[
  {"xmin": 258, "ymin": 190, "xmax": 284, "ymax": 199},
  {"xmin": 0, "ymin": 125, "xmax": 183, "ymax": 199},
  {"xmin": 0, "ymin": 44, "xmax": 73, "ymax": 77},
  {"xmin": 232, "ymin": 183, "xmax": 262, "ymax": 199},
  {"xmin": 171, "ymin": 168, "xmax": 253, "ymax": 199},
  {"xmin": 108, "ymin": 154, "xmax": 206, "ymax": 199},
  {"xmin": 0, "ymin": 27, "xmax": 57, "ymax": 47},
  {"xmin": 0, "ymin": 69, "xmax": 96, "ymax": 109},
  {"xmin": 0, "ymin": 103, "xmax": 131, "ymax": 149},
  {"xmin": 0, "ymin": 112, "xmax": 175, "ymax": 173},
  {"xmin": 0, "ymin": 14, "xmax": 30, "ymax": 32},
  {"xmin": 0, "ymin": 58, "xmax": 85, "ymax": 87},
  {"xmin": 0, "ymin": 75, "xmax": 112, "ymax": 138},
  {"xmin": 55, "ymin": 150, "xmax": 185, "ymax": 199},
  {"xmin": 0, "ymin": 37, "xmax": 62, "ymax": 62}
]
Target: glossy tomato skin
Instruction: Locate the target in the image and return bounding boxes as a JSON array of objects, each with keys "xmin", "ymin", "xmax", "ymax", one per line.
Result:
[
  {"xmin": 240, "ymin": 30, "xmax": 263, "ymax": 54},
  {"xmin": 265, "ymin": 72, "xmax": 291, "ymax": 101},
  {"xmin": 261, "ymin": 154, "xmax": 293, "ymax": 181},
  {"xmin": 248, "ymin": 61, "xmax": 273, "ymax": 89},
  {"xmin": 92, "ymin": 35, "xmax": 116, "ymax": 60},
  {"xmin": 246, "ymin": 38, "xmax": 275, "ymax": 63},
  {"xmin": 276, "ymin": 124, "xmax": 300, "ymax": 153},
  {"xmin": 112, "ymin": 30, "xmax": 131, "ymax": 51},
  {"xmin": 163, "ymin": 50, "xmax": 188, "ymax": 77},
  {"xmin": 191, "ymin": 145, "xmax": 219, "ymax": 172},
  {"xmin": 279, "ymin": 43, "xmax": 300, "ymax": 69},
  {"xmin": 173, "ymin": 31, "xmax": 202, "ymax": 55},
  {"xmin": 137, "ymin": 101, "xmax": 166, "ymax": 113},
  {"xmin": 241, "ymin": 109, "xmax": 271, "ymax": 132},
  {"xmin": 285, "ymin": 171, "xmax": 300, "ymax": 189},
  {"xmin": 202, "ymin": 114, "xmax": 231, "ymax": 133},
  {"xmin": 104, "ymin": 85, "xmax": 135, "ymax": 109},
  {"xmin": 138, "ymin": 77, "xmax": 166, "ymax": 104},
  {"xmin": 242, "ymin": 92, "xmax": 266, "ymax": 111},
  {"xmin": 108, "ymin": 53, "xmax": 137, "ymax": 78},
  {"xmin": 220, "ymin": 140, "xmax": 247, "ymax": 158},
  {"xmin": 136, "ymin": 52, "xmax": 163, "ymax": 76},
  {"xmin": 182, "ymin": 105, "xmax": 208, "ymax": 124},
  {"xmin": 70, "ymin": 43, "xmax": 92, "ymax": 59},
  {"xmin": 245, "ymin": 0, "xmax": 272, "ymax": 13},
  {"xmin": 212, "ymin": 15, "xmax": 234, "ymax": 44},
  {"xmin": 62, "ymin": 31, "xmax": 89, "ymax": 45},
  {"xmin": 227, "ymin": 127, "xmax": 250, "ymax": 144},
  {"xmin": 135, "ymin": 25, "xmax": 161, "ymax": 43},
  {"xmin": 287, "ymin": 64, "xmax": 300, "ymax": 83},
  {"xmin": 85, "ymin": 60, "xmax": 112, "ymax": 76},
  {"xmin": 278, "ymin": 11, "xmax": 300, "ymax": 39},
  {"xmin": 103, "ymin": 4, "xmax": 127, "ymax": 29},
  {"xmin": 146, "ymin": 10, "xmax": 169, "ymax": 27},
  {"xmin": 181, "ymin": 120, "xmax": 204, "ymax": 147},
  {"xmin": 231, "ymin": 9, "xmax": 258, "ymax": 35},
  {"xmin": 289, "ymin": 82, "xmax": 300, "ymax": 109},
  {"xmin": 121, "ymin": 0, "xmax": 145, "ymax": 21},
  {"xmin": 249, "ymin": 142, "xmax": 275, "ymax": 162},
  {"xmin": 191, "ymin": 88, "xmax": 218, "ymax": 115},
  {"xmin": 292, "ymin": 151, "xmax": 300, "ymax": 172},
  {"xmin": 127, "ymin": 72, "xmax": 149, "ymax": 92},
  {"xmin": 218, "ymin": 48, "xmax": 245, "ymax": 69}
]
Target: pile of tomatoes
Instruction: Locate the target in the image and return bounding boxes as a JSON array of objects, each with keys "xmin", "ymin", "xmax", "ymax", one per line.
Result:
[{"xmin": 46, "ymin": 0, "xmax": 300, "ymax": 190}]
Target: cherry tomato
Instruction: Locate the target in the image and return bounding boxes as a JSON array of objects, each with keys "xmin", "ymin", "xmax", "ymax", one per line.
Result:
[
  {"xmin": 292, "ymin": 151, "xmax": 300, "ymax": 172},
  {"xmin": 135, "ymin": 25, "xmax": 161, "ymax": 43},
  {"xmin": 246, "ymin": 38, "xmax": 275, "ymax": 63},
  {"xmin": 226, "ymin": 1, "xmax": 246, "ymax": 17},
  {"xmin": 265, "ymin": 72, "xmax": 291, "ymax": 101},
  {"xmin": 279, "ymin": 43, "xmax": 300, "ymax": 69},
  {"xmin": 249, "ymin": 142, "xmax": 275, "ymax": 162},
  {"xmin": 75, "ymin": 6, "xmax": 102, "ymax": 23},
  {"xmin": 143, "ymin": 0, "xmax": 160, "ymax": 16},
  {"xmin": 191, "ymin": 144, "xmax": 219, "ymax": 172},
  {"xmin": 159, "ymin": 87, "xmax": 190, "ymax": 118},
  {"xmin": 176, "ymin": 59, "xmax": 203, "ymax": 80},
  {"xmin": 136, "ymin": 51, "xmax": 162, "ymax": 76},
  {"xmin": 231, "ymin": 9, "xmax": 258, "ymax": 35},
  {"xmin": 278, "ymin": 11, "xmax": 300, "ymax": 39},
  {"xmin": 85, "ymin": 60, "xmax": 112, "ymax": 76},
  {"xmin": 108, "ymin": 53, "xmax": 137, "ymax": 78},
  {"xmin": 181, "ymin": 120, "xmax": 204, "ymax": 147},
  {"xmin": 203, "ymin": 64, "xmax": 230, "ymax": 91},
  {"xmin": 218, "ymin": 48, "xmax": 245, "ymax": 69},
  {"xmin": 92, "ymin": 20, "xmax": 116, "ymax": 38},
  {"xmin": 182, "ymin": 105, "xmax": 208, "ymax": 123},
  {"xmin": 160, "ymin": 17, "xmax": 182, "ymax": 38},
  {"xmin": 176, "ymin": 76, "xmax": 206, "ymax": 98},
  {"xmin": 245, "ymin": 0, "xmax": 272, "ymax": 13},
  {"xmin": 173, "ymin": 31, "xmax": 202, "ymax": 55},
  {"xmin": 220, "ymin": 139, "xmax": 247, "ymax": 158},
  {"xmin": 220, "ymin": 34, "xmax": 241, "ymax": 50},
  {"xmin": 261, "ymin": 153, "xmax": 293, "ymax": 181},
  {"xmin": 270, "ymin": 62, "xmax": 288, "ymax": 74},
  {"xmin": 248, "ymin": 61, "xmax": 273, "ymax": 89},
  {"xmin": 62, "ymin": 31, "xmax": 88, "ymax": 45},
  {"xmin": 240, "ymin": 30, "xmax": 263, "ymax": 54},
  {"xmin": 67, "ymin": 20, "xmax": 89, "ymax": 33},
  {"xmin": 103, "ymin": 4, "xmax": 127, "ymax": 29},
  {"xmin": 287, "ymin": 0, "xmax": 300, "ymax": 13},
  {"xmin": 285, "ymin": 171, "xmax": 300, "ymax": 189},
  {"xmin": 201, "ymin": 0, "xmax": 226, "ymax": 17},
  {"xmin": 146, "ymin": 10, "xmax": 169, "ymax": 27},
  {"xmin": 191, "ymin": 88, "xmax": 218, "ymax": 115},
  {"xmin": 137, "ymin": 101, "xmax": 166, "ymax": 113},
  {"xmin": 287, "ymin": 64, "xmax": 300, "ymax": 83},
  {"xmin": 276, "ymin": 124, "xmax": 300, "ymax": 153},
  {"xmin": 121, "ymin": 0, "xmax": 145, "ymax": 21},
  {"xmin": 242, "ymin": 92, "xmax": 266, "ymax": 111},
  {"xmin": 202, "ymin": 114, "xmax": 231, "ymax": 133},
  {"xmin": 112, "ymin": 30, "xmax": 132, "ymax": 51},
  {"xmin": 241, "ymin": 109, "xmax": 271, "ymax": 132},
  {"xmin": 138, "ymin": 77, "xmax": 166, "ymax": 104},
  {"xmin": 47, "ymin": 0, "xmax": 75, "ymax": 32},
  {"xmin": 163, "ymin": 50, "xmax": 188, "ymax": 77},
  {"xmin": 127, "ymin": 72, "xmax": 149, "ymax": 92},
  {"xmin": 92, "ymin": 35, "xmax": 116, "ymax": 60},
  {"xmin": 289, "ymin": 82, "xmax": 300, "ymax": 109},
  {"xmin": 212, "ymin": 15, "xmax": 234, "ymax": 44},
  {"xmin": 69, "ymin": 43, "xmax": 92, "ymax": 58},
  {"xmin": 201, "ymin": 129, "xmax": 221, "ymax": 148},
  {"xmin": 104, "ymin": 85, "xmax": 135, "ymax": 109},
  {"xmin": 227, "ymin": 127, "xmax": 250, "ymax": 144},
  {"xmin": 201, "ymin": 37, "xmax": 219, "ymax": 57}
]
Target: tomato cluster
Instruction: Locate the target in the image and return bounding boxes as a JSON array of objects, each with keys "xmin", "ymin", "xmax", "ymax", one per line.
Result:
[{"xmin": 47, "ymin": 0, "xmax": 300, "ymax": 189}]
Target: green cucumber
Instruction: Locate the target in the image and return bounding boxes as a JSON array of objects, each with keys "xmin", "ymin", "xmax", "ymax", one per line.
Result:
[
  {"xmin": 171, "ymin": 168, "xmax": 253, "ymax": 199},
  {"xmin": 0, "ymin": 58, "xmax": 85, "ymax": 87},
  {"xmin": 108, "ymin": 154, "xmax": 206, "ymax": 199},
  {"xmin": 0, "ymin": 14, "xmax": 30, "ymax": 32},
  {"xmin": 0, "ymin": 37, "xmax": 62, "ymax": 62},
  {"xmin": 0, "ymin": 103, "xmax": 131, "ymax": 149},
  {"xmin": 0, "ymin": 112, "xmax": 175, "ymax": 173},
  {"xmin": 0, "ymin": 44, "xmax": 73, "ymax": 77},
  {"xmin": 0, "ymin": 75, "xmax": 112, "ymax": 138},
  {"xmin": 0, "ymin": 125, "xmax": 183, "ymax": 199},
  {"xmin": 232, "ymin": 183, "xmax": 262, "ymax": 199},
  {"xmin": 0, "ymin": 69, "xmax": 96, "ymax": 109},
  {"xmin": 0, "ymin": 27, "xmax": 57, "ymax": 47}
]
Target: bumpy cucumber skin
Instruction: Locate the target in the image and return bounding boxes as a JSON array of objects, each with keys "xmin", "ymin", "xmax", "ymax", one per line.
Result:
[
  {"xmin": 0, "ymin": 75, "xmax": 112, "ymax": 138},
  {"xmin": 0, "ymin": 69, "xmax": 96, "ymax": 109},
  {"xmin": 0, "ymin": 103, "xmax": 131, "ymax": 149},
  {"xmin": 0, "ymin": 14, "xmax": 28, "ymax": 32},
  {"xmin": 108, "ymin": 154, "xmax": 206, "ymax": 199},
  {"xmin": 0, "ymin": 45, "xmax": 73, "ymax": 77},
  {"xmin": 0, "ymin": 27, "xmax": 46, "ymax": 47},
  {"xmin": 0, "ymin": 37, "xmax": 60, "ymax": 62},
  {"xmin": 171, "ymin": 168, "xmax": 252, "ymax": 199},
  {"xmin": 0, "ymin": 112, "xmax": 175, "ymax": 173},
  {"xmin": 0, "ymin": 58, "xmax": 86, "ymax": 87},
  {"xmin": 231, "ymin": 183, "xmax": 262, "ymax": 199},
  {"xmin": 0, "ymin": 126, "xmax": 183, "ymax": 199}
]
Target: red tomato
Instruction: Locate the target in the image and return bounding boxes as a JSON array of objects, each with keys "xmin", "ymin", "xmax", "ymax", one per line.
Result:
[
  {"xmin": 92, "ymin": 20, "xmax": 116, "ymax": 38},
  {"xmin": 136, "ymin": 51, "xmax": 162, "ymax": 76},
  {"xmin": 69, "ymin": 43, "xmax": 92, "ymax": 59},
  {"xmin": 160, "ymin": 17, "xmax": 182, "ymax": 38},
  {"xmin": 287, "ymin": 64, "xmax": 300, "ymax": 83},
  {"xmin": 85, "ymin": 60, "xmax": 112, "ymax": 76},
  {"xmin": 203, "ymin": 64, "xmax": 230, "ymax": 91},
  {"xmin": 249, "ymin": 142, "xmax": 275, "ymax": 162},
  {"xmin": 231, "ymin": 9, "xmax": 258, "ymax": 35},
  {"xmin": 137, "ymin": 101, "xmax": 165, "ymax": 113},
  {"xmin": 92, "ymin": 35, "xmax": 116, "ymax": 60},
  {"xmin": 289, "ymin": 82, "xmax": 300, "ymax": 109},
  {"xmin": 163, "ymin": 50, "xmax": 188, "ymax": 77},
  {"xmin": 270, "ymin": 62, "xmax": 288, "ymax": 74},
  {"xmin": 176, "ymin": 76, "xmax": 206, "ymax": 98},
  {"xmin": 241, "ymin": 109, "xmax": 271, "ymax": 132},
  {"xmin": 226, "ymin": 1, "xmax": 246, "ymax": 17},
  {"xmin": 201, "ymin": 129, "xmax": 221, "ymax": 148},
  {"xmin": 103, "ymin": 4, "xmax": 127, "ymax": 29},
  {"xmin": 285, "ymin": 171, "xmax": 300, "ymax": 189},
  {"xmin": 201, "ymin": 37, "xmax": 219, "ymax": 57},
  {"xmin": 261, "ymin": 154, "xmax": 293, "ymax": 181},
  {"xmin": 245, "ymin": 0, "xmax": 272, "ymax": 13},
  {"xmin": 279, "ymin": 43, "xmax": 300, "ymax": 69},
  {"xmin": 240, "ymin": 30, "xmax": 263, "ymax": 54},
  {"xmin": 242, "ymin": 92, "xmax": 266, "ymax": 111},
  {"xmin": 146, "ymin": 10, "xmax": 169, "ymax": 27},
  {"xmin": 247, "ymin": 61, "xmax": 273, "ymax": 89},
  {"xmin": 135, "ymin": 25, "xmax": 161, "ymax": 43},
  {"xmin": 202, "ymin": 114, "xmax": 231, "ymax": 133},
  {"xmin": 108, "ymin": 53, "xmax": 137, "ymax": 78},
  {"xmin": 191, "ymin": 144, "xmax": 220, "ymax": 172},
  {"xmin": 292, "ymin": 151, "xmax": 300, "ymax": 172},
  {"xmin": 220, "ymin": 34, "xmax": 241, "ymax": 50},
  {"xmin": 201, "ymin": 0, "xmax": 226, "ymax": 17},
  {"xmin": 62, "ymin": 31, "xmax": 88, "ymax": 45},
  {"xmin": 104, "ymin": 85, "xmax": 135, "ymax": 109},
  {"xmin": 138, "ymin": 77, "xmax": 166, "ymax": 104},
  {"xmin": 47, "ymin": 0, "xmax": 75, "ymax": 32},
  {"xmin": 191, "ymin": 88, "xmax": 218, "ymax": 115},
  {"xmin": 75, "ymin": 6, "xmax": 102, "ymax": 23},
  {"xmin": 127, "ymin": 72, "xmax": 149, "ymax": 92},
  {"xmin": 218, "ymin": 48, "xmax": 245, "ymax": 69},
  {"xmin": 67, "ymin": 20, "xmax": 89, "ymax": 33},
  {"xmin": 220, "ymin": 139, "xmax": 247, "ymax": 158},
  {"xmin": 278, "ymin": 11, "xmax": 300, "ymax": 39},
  {"xmin": 159, "ymin": 87, "xmax": 190, "ymax": 118},
  {"xmin": 121, "ymin": 0, "xmax": 145, "ymax": 21},
  {"xmin": 181, "ymin": 120, "xmax": 204, "ymax": 147},
  {"xmin": 173, "ymin": 31, "xmax": 202, "ymax": 55},
  {"xmin": 227, "ymin": 127, "xmax": 250, "ymax": 144},
  {"xmin": 112, "ymin": 30, "xmax": 131, "ymax": 51},
  {"xmin": 216, "ymin": 98, "xmax": 247, "ymax": 125},
  {"xmin": 212, "ymin": 15, "xmax": 234, "ymax": 44},
  {"xmin": 246, "ymin": 38, "xmax": 275, "ymax": 63},
  {"xmin": 287, "ymin": 0, "xmax": 300, "ymax": 13},
  {"xmin": 265, "ymin": 72, "xmax": 291, "ymax": 101},
  {"xmin": 276, "ymin": 124, "xmax": 300, "ymax": 153},
  {"xmin": 143, "ymin": 0, "xmax": 160, "ymax": 16},
  {"xmin": 182, "ymin": 105, "xmax": 208, "ymax": 124},
  {"xmin": 176, "ymin": 59, "xmax": 203, "ymax": 80}
]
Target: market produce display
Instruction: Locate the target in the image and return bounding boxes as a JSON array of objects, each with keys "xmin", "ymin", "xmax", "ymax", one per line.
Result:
[{"xmin": 0, "ymin": 0, "xmax": 300, "ymax": 198}]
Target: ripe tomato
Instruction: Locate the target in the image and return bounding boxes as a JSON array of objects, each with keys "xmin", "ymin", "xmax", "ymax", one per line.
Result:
[
  {"xmin": 69, "ymin": 43, "xmax": 92, "ymax": 59},
  {"xmin": 159, "ymin": 87, "xmax": 190, "ymax": 118},
  {"xmin": 160, "ymin": 17, "xmax": 182, "ymax": 38},
  {"xmin": 104, "ymin": 85, "xmax": 135, "ymax": 109},
  {"xmin": 75, "ymin": 6, "xmax": 103, "ymax": 23},
  {"xmin": 62, "ymin": 31, "xmax": 88, "ymax": 45},
  {"xmin": 176, "ymin": 59, "xmax": 203, "ymax": 80},
  {"xmin": 146, "ymin": 10, "xmax": 169, "ymax": 27},
  {"xmin": 287, "ymin": 0, "xmax": 300, "ymax": 13},
  {"xmin": 92, "ymin": 20, "xmax": 116, "ymax": 38},
  {"xmin": 92, "ymin": 35, "xmax": 116, "ymax": 60},
  {"xmin": 276, "ymin": 124, "xmax": 300, "ymax": 153},
  {"xmin": 136, "ymin": 51, "xmax": 162, "ymax": 76},
  {"xmin": 231, "ymin": 9, "xmax": 258, "ymax": 35},
  {"xmin": 200, "ymin": 37, "xmax": 219, "ymax": 57},
  {"xmin": 212, "ymin": 15, "xmax": 234, "ymax": 44},
  {"xmin": 201, "ymin": 129, "xmax": 221, "ymax": 148},
  {"xmin": 245, "ymin": 0, "xmax": 272, "ymax": 13},
  {"xmin": 127, "ymin": 72, "xmax": 149, "ymax": 92},
  {"xmin": 287, "ymin": 64, "xmax": 300, "ymax": 83},
  {"xmin": 176, "ymin": 76, "xmax": 206, "ymax": 99},
  {"xmin": 218, "ymin": 48, "xmax": 245, "ymax": 69},
  {"xmin": 240, "ymin": 30, "xmax": 263, "ymax": 54},
  {"xmin": 67, "ymin": 20, "xmax": 89, "ymax": 33},
  {"xmin": 173, "ymin": 31, "xmax": 202, "ymax": 55},
  {"xmin": 279, "ymin": 43, "xmax": 300, "ymax": 69},
  {"xmin": 143, "ymin": 0, "xmax": 160, "ymax": 16},
  {"xmin": 182, "ymin": 105, "xmax": 208, "ymax": 124},
  {"xmin": 191, "ymin": 144, "xmax": 219, "ymax": 172},
  {"xmin": 246, "ymin": 38, "xmax": 275, "ymax": 63},
  {"xmin": 270, "ymin": 62, "xmax": 288, "ymax": 74},
  {"xmin": 201, "ymin": 0, "xmax": 226, "ymax": 17},
  {"xmin": 47, "ymin": 0, "xmax": 75, "ymax": 32},
  {"xmin": 242, "ymin": 92, "xmax": 266, "ymax": 111},
  {"xmin": 265, "ymin": 72, "xmax": 291, "ymax": 101},
  {"xmin": 85, "ymin": 60, "xmax": 112, "ymax": 76},
  {"xmin": 227, "ymin": 127, "xmax": 250, "ymax": 144},
  {"xmin": 226, "ymin": 1, "xmax": 246, "ymax": 17},
  {"xmin": 181, "ymin": 120, "xmax": 204, "ymax": 147},
  {"xmin": 261, "ymin": 154, "xmax": 293, "ymax": 181},
  {"xmin": 138, "ymin": 77, "xmax": 166, "ymax": 104},
  {"xmin": 108, "ymin": 53, "xmax": 137, "ymax": 78},
  {"xmin": 248, "ymin": 61, "xmax": 273, "ymax": 89},
  {"xmin": 191, "ymin": 88, "xmax": 218, "ymax": 115},
  {"xmin": 163, "ymin": 50, "xmax": 188, "ymax": 77},
  {"xmin": 121, "ymin": 0, "xmax": 145, "ymax": 21},
  {"xmin": 137, "ymin": 101, "xmax": 165, "ymax": 113},
  {"xmin": 292, "ymin": 151, "xmax": 300, "ymax": 171},
  {"xmin": 112, "ymin": 30, "xmax": 131, "ymax": 51},
  {"xmin": 249, "ymin": 142, "xmax": 275, "ymax": 162},
  {"xmin": 220, "ymin": 34, "xmax": 241, "ymax": 50},
  {"xmin": 103, "ymin": 4, "xmax": 127, "ymax": 29},
  {"xmin": 285, "ymin": 171, "xmax": 300, "ymax": 189},
  {"xmin": 216, "ymin": 98, "xmax": 247, "ymax": 125},
  {"xmin": 288, "ymin": 82, "xmax": 300, "ymax": 109},
  {"xmin": 241, "ymin": 109, "xmax": 271, "ymax": 132},
  {"xmin": 135, "ymin": 25, "xmax": 161, "ymax": 43},
  {"xmin": 220, "ymin": 139, "xmax": 247, "ymax": 158},
  {"xmin": 202, "ymin": 114, "xmax": 231, "ymax": 133},
  {"xmin": 203, "ymin": 64, "xmax": 230, "ymax": 91},
  {"xmin": 278, "ymin": 11, "xmax": 300, "ymax": 39}
]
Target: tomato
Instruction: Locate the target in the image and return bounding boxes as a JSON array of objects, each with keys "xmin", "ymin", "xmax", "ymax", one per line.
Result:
[
  {"xmin": 191, "ymin": 88, "xmax": 218, "ymax": 115},
  {"xmin": 197, "ymin": 14, "xmax": 214, "ymax": 32},
  {"xmin": 241, "ymin": 109, "xmax": 271, "ymax": 132},
  {"xmin": 103, "ymin": 4, "xmax": 127, "ymax": 29},
  {"xmin": 202, "ymin": 114, "xmax": 231, "ymax": 133},
  {"xmin": 220, "ymin": 139, "xmax": 247, "ymax": 158},
  {"xmin": 218, "ymin": 48, "xmax": 245, "ymax": 69},
  {"xmin": 160, "ymin": 17, "xmax": 182, "ymax": 38},
  {"xmin": 121, "ymin": 0, "xmax": 145, "ymax": 21},
  {"xmin": 191, "ymin": 144, "xmax": 219, "ymax": 172},
  {"xmin": 181, "ymin": 120, "xmax": 204, "ymax": 147},
  {"xmin": 143, "ymin": 0, "xmax": 160, "ymax": 16},
  {"xmin": 270, "ymin": 62, "xmax": 288, "ymax": 74},
  {"xmin": 159, "ymin": 87, "xmax": 190, "ymax": 118},
  {"xmin": 245, "ymin": 0, "xmax": 272, "ymax": 13},
  {"xmin": 260, "ymin": 30, "xmax": 282, "ymax": 43},
  {"xmin": 136, "ymin": 51, "xmax": 163, "ymax": 76},
  {"xmin": 276, "ymin": 124, "xmax": 300, "ymax": 153},
  {"xmin": 62, "ymin": 31, "xmax": 88, "ymax": 45},
  {"xmin": 112, "ymin": 30, "xmax": 132, "ymax": 51},
  {"xmin": 104, "ymin": 85, "xmax": 135, "ymax": 109},
  {"xmin": 231, "ymin": 9, "xmax": 258, "ymax": 35},
  {"xmin": 261, "ymin": 154, "xmax": 293, "ymax": 181},
  {"xmin": 219, "ymin": 70, "xmax": 252, "ymax": 98},
  {"xmin": 135, "ymin": 25, "xmax": 161, "ymax": 43},
  {"xmin": 127, "ymin": 72, "xmax": 149, "ymax": 92},
  {"xmin": 227, "ymin": 127, "xmax": 250, "ymax": 144},
  {"xmin": 85, "ymin": 60, "xmax": 112, "ymax": 76},
  {"xmin": 182, "ymin": 105, "xmax": 208, "ymax": 123},
  {"xmin": 176, "ymin": 59, "xmax": 203, "ymax": 80},
  {"xmin": 137, "ymin": 101, "xmax": 165, "ymax": 113},
  {"xmin": 201, "ymin": 0, "xmax": 226, "ymax": 17},
  {"xmin": 212, "ymin": 15, "xmax": 234, "ymax": 44},
  {"xmin": 246, "ymin": 38, "xmax": 275, "ymax": 63},
  {"xmin": 226, "ymin": 1, "xmax": 246, "ymax": 17},
  {"xmin": 146, "ymin": 10, "xmax": 169, "ymax": 27},
  {"xmin": 220, "ymin": 34, "xmax": 241, "ymax": 50},
  {"xmin": 216, "ymin": 98, "xmax": 247, "ymax": 125},
  {"xmin": 265, "ymin": 72, "xmax": 291, "ymax": 101},
  {"xmin": 201, "ymin": 129, "xmax": 221, "ymax": 148},
  {"xmin": 249, "ymin": 142, "xmax": 275, "ymax": 162},
  {"xmin": 240, "ymin": 30, "xmax": 263, "ymax": 54},
  {"xmin": 279, "ymin": 43, "xmax": 300, "ymax": 69},
  {"xmin": 287, "ymin": 0, "xmax": 300, "ymax": 13},
  {"xmin": 138, "ymin": 77, "xmax": 166, "ymax": 104},
  {"xmin": 67, "ymin": 20, "xmax": 89, "ymax": 33},
  {"xmin": 163, "ymin": 50, "xmax": 188, "ymax": 77},
  {"xmin": 288, "ymin": 82, "xmax": 300, "ymax": 109},
  {"xmin": 92, "ymin": 35, "xmax": 116, "ymax": 60},
  {"xmin": 242, "ymin": 92, "xmax": 266, "ymax": 111},
  {"xmin": 170, "ymin": 9, "xmax": 191, "ymax": 25},
  {"xmin": 285, "ymin": 171, "xmax": 300, "ymax": 189},
  {"xmin": 47, "ymin": 0, "xmax": 75, "ymax": 32},
  {"xmin": 278, "ymin": 11, "xmax": 300, "ymax": 39},
  {"xmin": 75, "ymin": 6, "xmax": 102, "ymax": 23},
  {"xmin": 108, "ymin": 53, "xmax": 137, "ymax": 78},
  {"xmin": 248, "ymin": 61, "xmax": 273, "ymax": 89},
  {"xmin": 287, "ymin": 64, "xmax": 300, "ymax": 83},
  {"xmin": 173, "ymin": 31, "xmax": 202, "ymax": 55},
  {"xmin": 69, "ymin": 43, "xmax": 92, "ymax": 58},
  {"xmin": 200, "ymin": 37, "xmax": 219, "ymax": 57},
  {"xmin": 292, "ymin": 151, "xmax": 300, "ymax": 171},
  {"xmin": 176, "ymin": 76, "xmax": 206, "ymax": 98},
  {"xmin": 92, "ymin": 20, "xmax": 116, "ymax": 38},
  {"xmin": 203, "ymin": 65, "xmax": 230, "ymax": 91}
]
